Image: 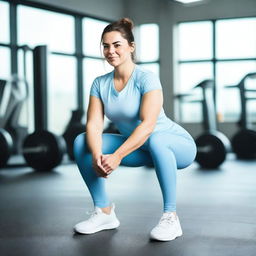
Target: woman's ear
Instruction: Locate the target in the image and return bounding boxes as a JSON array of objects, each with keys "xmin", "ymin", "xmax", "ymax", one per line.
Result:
[{"xmin": 130, "ymin": 42, "xmax": 135, "ymax": 53}]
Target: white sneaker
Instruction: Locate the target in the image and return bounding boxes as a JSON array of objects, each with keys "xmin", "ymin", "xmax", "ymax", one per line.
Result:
[
  {"xmin": 74, "ymin": 204, "xmax": 120, "ymax": 234},
  {"xmin": 150, "ymin": 212, "xmax": 183, "ymax": 241}
]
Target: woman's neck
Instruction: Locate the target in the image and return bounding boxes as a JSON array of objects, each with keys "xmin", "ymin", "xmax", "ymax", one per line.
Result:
[{"xmin": 114, "ymin": 61, "xmax": 135, "ymax": 81}]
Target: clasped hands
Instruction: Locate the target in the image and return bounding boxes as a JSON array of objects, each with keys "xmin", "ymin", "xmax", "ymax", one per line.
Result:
[{"xmin": 93, "ymin": 153, "xmax": 122, "ymax": 178}]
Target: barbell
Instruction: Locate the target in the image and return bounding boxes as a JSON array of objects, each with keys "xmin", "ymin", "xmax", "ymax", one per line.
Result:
[{"xmin": 0, "ymin": 129, "xmax": 66, "ymax": 170}]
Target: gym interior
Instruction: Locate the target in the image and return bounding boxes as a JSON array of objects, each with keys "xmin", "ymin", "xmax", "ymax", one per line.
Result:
[{"xmin": 0, "ymin": 0, "xmax": 256, "ymax": 255}]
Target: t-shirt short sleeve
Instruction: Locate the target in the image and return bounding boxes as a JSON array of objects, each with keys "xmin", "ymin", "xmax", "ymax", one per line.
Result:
[
  {"xmin": 140, "ymin": 71, "xmax": 162, "ymax": 95},
  {"xmin": 89, "ymin": 78, "xmax": 101, "ymax": 99}
]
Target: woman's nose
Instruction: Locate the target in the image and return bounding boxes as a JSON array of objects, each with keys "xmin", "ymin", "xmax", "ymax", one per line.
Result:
[{"xmin": 108, "ymin": 45, "xmax": 115, "ymax": 54}]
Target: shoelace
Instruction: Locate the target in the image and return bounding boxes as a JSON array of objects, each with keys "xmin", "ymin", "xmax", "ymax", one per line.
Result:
[
  {"xmin": 159, "ymin": 214, "xmax": 176, "ymax": 226},
  {"xmin": 86, "ymin": 210, "xmax": 100, "ymax": 222}
]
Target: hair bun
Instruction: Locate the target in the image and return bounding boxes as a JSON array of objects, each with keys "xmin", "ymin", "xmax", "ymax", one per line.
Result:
[{"xmin": 119, "ymin": 18, "xmax": 134, "ymax": 30}]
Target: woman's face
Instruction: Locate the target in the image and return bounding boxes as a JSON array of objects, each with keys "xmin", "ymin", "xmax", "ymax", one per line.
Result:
[{"xmin": 102, "ymin": 31, "xmax": 134, "ymax": 67}]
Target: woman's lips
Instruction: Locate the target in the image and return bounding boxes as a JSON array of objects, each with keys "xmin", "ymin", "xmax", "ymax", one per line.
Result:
[{"xmin": 108, "ymin": 57, "xmax": 117, "ymax": 61}]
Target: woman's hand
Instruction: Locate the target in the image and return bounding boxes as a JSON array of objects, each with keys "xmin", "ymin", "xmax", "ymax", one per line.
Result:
[
  {"xmin": 101, "ymin": 153, "xmax": 122, "ymax": 176},
  {"xmin": 92, "ymin": 155, "xmax": 109, "ymax": 178}
]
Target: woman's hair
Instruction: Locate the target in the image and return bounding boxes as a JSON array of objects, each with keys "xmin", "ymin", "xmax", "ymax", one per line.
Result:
[{"xmin": 101, "ymin": 18, "xmax": 135, "ymax": 61}]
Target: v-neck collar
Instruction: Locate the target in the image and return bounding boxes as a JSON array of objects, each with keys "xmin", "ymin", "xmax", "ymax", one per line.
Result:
[{"xmin": 112, "ymin": 65, "xmax": 136, "ymax": 96}]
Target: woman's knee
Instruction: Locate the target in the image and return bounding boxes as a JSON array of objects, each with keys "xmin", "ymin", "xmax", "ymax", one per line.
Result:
[
  {"xmin": 147, "ymin": 132, "xmax": 166, "ymax": 152},
  {"xmin": 175, "ymin": 141, "xmax": 197, "ymax": 169},
  {"xmin": 73, "ymin": 132, "xmax": 87, "ymax": 159},
  {"xmin": 147, "ymin": 131, "xmax": 196, "ymax": 169}
]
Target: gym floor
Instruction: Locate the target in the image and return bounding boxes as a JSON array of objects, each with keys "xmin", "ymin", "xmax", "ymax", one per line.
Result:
[{"xmin": 0, "ymin": 155, "xmax": 256, "ymax": 256}]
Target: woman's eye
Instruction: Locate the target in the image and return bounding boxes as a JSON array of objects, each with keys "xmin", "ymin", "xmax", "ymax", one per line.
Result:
[
  {"xmin": 103, "ymin": 45, "xmax": 109, "ymax": 49},
  {"xmin": 115, "ymin": 44, "xmax": 120, "ymax": 48}
]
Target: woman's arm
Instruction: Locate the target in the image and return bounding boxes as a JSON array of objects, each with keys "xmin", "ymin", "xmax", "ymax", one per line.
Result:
[
  {"xmin": 101, "ymin": 89, "xmax": 163, "ymax": 173},
  {"xmin": 86, "ymin": 95, "xmax": 108, "ymax": 177},
  {"xmin": 86, "ymin": 96, "xmax": 104, "ymax": 157},
  {"xmin": 115, "ymin": 89, "xmax": 163, "ymax": 158}
]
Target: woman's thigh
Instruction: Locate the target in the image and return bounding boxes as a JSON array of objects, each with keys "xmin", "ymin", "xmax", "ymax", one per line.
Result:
[
  {"xmin": 146, "ymin": 130, "xmax": 197, "ymax": 169},
  {"xmin": 80, "ymin": 132, "xmax": 153, "ymax": 167}
]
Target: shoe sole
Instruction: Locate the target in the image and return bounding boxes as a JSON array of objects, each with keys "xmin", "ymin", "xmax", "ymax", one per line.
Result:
[
  {"xmin": 150, "ymin": 229, "xmax": 183, "ymax": 241},
  {"xmin": 150, "ymin": 230, "xmax": 183, "ymax": 242},
  {"xmin": 74, "ymin": 220, "xmax": 120, "ymax": 235}
]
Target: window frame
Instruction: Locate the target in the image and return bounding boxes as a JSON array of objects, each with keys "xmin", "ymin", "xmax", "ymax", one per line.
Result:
[{"xmin": 176, "ymin": 16, "xmax": 256, "ymax": 123}]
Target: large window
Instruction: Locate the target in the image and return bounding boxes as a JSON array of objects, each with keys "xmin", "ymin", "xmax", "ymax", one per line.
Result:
[
  {"xmin": 216, "ymin": 61, "xmax": 256, "ymax": 122},
  {"xmin": 17, "ymin": 6, "xmax": 75, "ymax": 53},
  {"xmin": 176, "ymin": 18, "xmax": 256, "ymax": 123},
  {"xmin": 136, "ymin": 23, "xmax": 160, "ymax": 75},
  {"xmin": 0, "ymin": 47, "xmax": 11, "ymax": 79},
  {"xmin": 176, "ymin": 21, "xmax": 213, "ymax": 123},
  {"xmin": 216, "ymin": 19, "xmax": 256, "ymax": 59},
  {"xmin": 215, "ymin": 18, "xmax": 256, "ymax": 122},
  {"xmin": 0, "ymin": 1, "xmax": 9, "ymax": 44},
  {"xmin": 48, "ymin": 55, "xmax": 77, "ymax": 134},
  {"xmin": 0, "ymin": 1, "xmax": 10, "ymax": 79},
  {"xmin": 17, "ymin": 5, "xmax": 76, "ymax": 134},
  {"xmin": 178, "ymin": 22, "xmax": 212, "ymax": 61}
]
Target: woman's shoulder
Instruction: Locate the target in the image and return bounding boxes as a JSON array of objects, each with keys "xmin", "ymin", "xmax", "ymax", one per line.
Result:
[
  {"xmin": 133, "ymin": 65, "xmax": 162, "ymax": 93},
  {"xmin": 134, "ymin": 65, "xmax": 158, "ymax": 81},
  {"xmin": 133, "ymin": 65, "xmax": 160, "ymax": 86},
  {"xmin": 94, "ymin": 69, "xmax": 114, "ymax": 84}
]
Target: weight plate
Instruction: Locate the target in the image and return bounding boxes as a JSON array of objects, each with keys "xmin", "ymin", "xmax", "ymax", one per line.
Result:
[
  {"xmin": 63, "ymin": 124, "xmax": 85, "ymax": 161},
  {"xmin": 232, "ymin": 129, "xmax": 256, "ymax": 159},
  {"xmin": 0, "ymin": 129, "xmax": 13, "ymax": 168},
  {"xmin": 195, "ymin": 131, "xmax": 230, "ymax": 169},
  {"xmin": 23, "ymin": 130, "xmax": 66, "ymax": 171}
]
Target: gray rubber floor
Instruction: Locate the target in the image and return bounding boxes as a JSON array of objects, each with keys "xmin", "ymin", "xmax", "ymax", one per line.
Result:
[{"xmin": 0, "ymin": 155, "xmax": 256, "ymax": 256}]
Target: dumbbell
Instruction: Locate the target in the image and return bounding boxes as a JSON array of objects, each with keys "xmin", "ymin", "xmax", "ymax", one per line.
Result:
[
  {"xmin": 0, "ymin": 128, "xmax": 66, "ymax": 170},
  {"xmin": 22, "ymin": 130, "xmax": 66, "ymax": 171}
]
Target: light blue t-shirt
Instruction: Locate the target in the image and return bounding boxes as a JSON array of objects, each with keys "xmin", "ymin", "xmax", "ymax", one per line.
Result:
[{"xmin": 90, "ymin": 65, "xmax": 174, "ymax": 137}]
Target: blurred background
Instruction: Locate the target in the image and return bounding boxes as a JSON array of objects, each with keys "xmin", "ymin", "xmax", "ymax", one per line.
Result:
[
  {"xmin": 1, "ymin": 1, "xmax": 256, "ymax": 255},
  {"xmin": 1, "ymin": 0, "xmax": 255, "ymax": 139}
]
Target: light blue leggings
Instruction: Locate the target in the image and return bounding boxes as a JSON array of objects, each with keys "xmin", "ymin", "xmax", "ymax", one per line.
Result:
[{"xmin": 73, "ymin": 127, "xmax": 197, "ymax": 212}]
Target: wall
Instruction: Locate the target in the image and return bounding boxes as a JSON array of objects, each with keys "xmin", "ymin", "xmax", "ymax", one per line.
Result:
[
  {"xmin": 170, "ymin": 0, "xmax": 256, "ymax": 22},
  {"xmin": 28, "ymin": 0, "xmax": 124, "ymax": 20}
]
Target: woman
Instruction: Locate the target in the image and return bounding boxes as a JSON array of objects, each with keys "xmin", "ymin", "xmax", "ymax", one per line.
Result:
[{"xmin": 73, "ymin": 18, "xmax": 197, "ymax": 241}]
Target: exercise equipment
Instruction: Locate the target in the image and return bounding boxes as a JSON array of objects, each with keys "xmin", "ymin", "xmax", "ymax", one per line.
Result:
[
  {"xmin": 0, "ymin": 46, "xmax": 30, "ymax": 153},
  {"xmin": 0, "ymin": 75, "xmax": 29, "ymax": 167},
  {"xmin": 63, "ymin": 109, "xmax": 85, "ymax": 161},
  {"xmin": 23, "ymin": 130, "xmax": 66, "ymax": 170},
  {"xmin": 0, "ymin": 128, "xmax": 13, "ymax": 167},
  {"xmin": 22, "ymin": 45, "xmax": 66, "ymax": 171},
  {"xmin": 0, "ymin": 46, "xmax": 66, "ymax": 170},
  {"xmin": 225, "ymin": 72, "xmax": 256, "ymax": 159},
  {"xmin": 0, "ymin": 45, "xmax": 32, "ymax": 167},
  {"xmin": 176, "ymin": 80, "xmax": 231, "ymax": 168}
]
